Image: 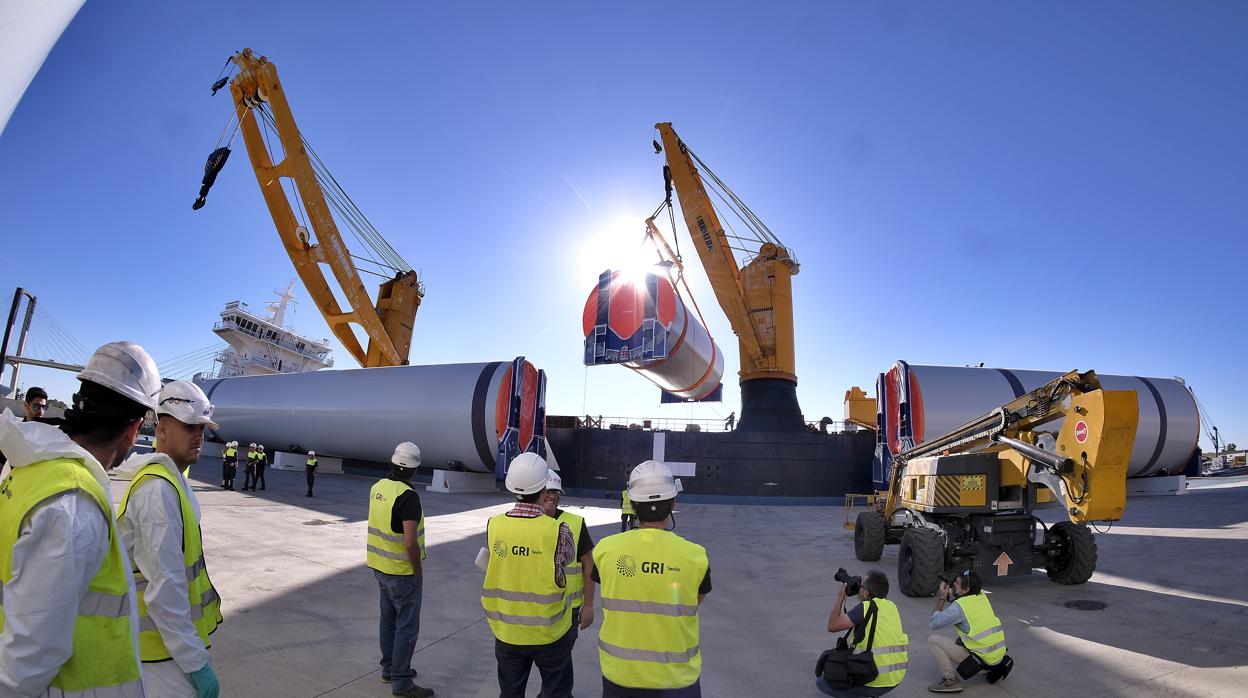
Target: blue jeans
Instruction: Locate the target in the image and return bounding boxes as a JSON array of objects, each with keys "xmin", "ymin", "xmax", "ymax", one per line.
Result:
[
  {"xmin": 376, "ymin": 570, "xmax": 423, "ymax": 692},
  {"xmin": 814, "ymin": 676, "xmax": 893, "ymax": 697}
]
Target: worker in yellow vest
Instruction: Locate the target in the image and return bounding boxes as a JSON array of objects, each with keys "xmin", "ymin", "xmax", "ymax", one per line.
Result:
[
  {"xmin": 0, "ymin": 341, "xmax": 158, "ymax": 696},
  {"xmin": 366, "ymin": 442, "xmax": 434, "ymax": 698},
  {"xmin": 483, "ymin": 452, "xmax": 576, "ymax": 697},
  {"xmin": 820, "ymin": 569, "xmax": 909, "ymax": 696},
  {"xmin": 927, "ymin": 570, "xmax": 1011, "ymax": 692},
  {"xmin": 305, "ymin": 450, "xmax": 318, "ymax": 496},
  {"xmin": 593, "ymin": 460, "xmax": 710, "ymax": 697},
  {"xmin": 620, "ymin": 488, "xmax": 636, "ymax": 532},
  {"xmin": 222, "ymin": 441, "xmax": 238, "ymax": 490},
  {"xmin": 116, "ymin": 380, "xmax": 224, "ymax": 697},
  {"xmin": 243, "ymin": 442, "xmax": 258, "ymax": 490},
  {"xmin": 540, "ymin": 471, "xmax": 596, "ymax": 644},
  {"xmin": 252, "ymin": 444, "xmax": 267, "ymax": 491}
]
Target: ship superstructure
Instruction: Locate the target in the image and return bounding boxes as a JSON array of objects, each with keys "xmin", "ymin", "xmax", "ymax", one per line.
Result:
[{"xmin": 211, "ymin": 282, "xmax": 332, "ymax": 378}]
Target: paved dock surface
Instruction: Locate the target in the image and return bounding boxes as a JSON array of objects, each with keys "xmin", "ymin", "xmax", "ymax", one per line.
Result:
[{"xmin": 110, "ymin": 468, "xmax": 1248, "ymax": 698}]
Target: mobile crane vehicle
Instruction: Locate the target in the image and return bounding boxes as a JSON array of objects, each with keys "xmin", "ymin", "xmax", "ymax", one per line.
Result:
[
  {"xmin": 194, "ymin": 48, "xmax": 423, "ymax": 368},
  {"xmin": 853, "ymin": 370, "xmax": 1140, "ymax": 596}
]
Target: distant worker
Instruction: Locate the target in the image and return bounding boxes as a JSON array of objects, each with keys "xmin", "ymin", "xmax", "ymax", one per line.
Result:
[
  {"xmin": 306, "ymin": 450, "xmax": 318, "ymax": 497},
  {"xmin": 927, "ymin": 570, "xmax": 1011, "ymax": 693},
  {"xmin": 222, "ymin": 441, "xmax": 238, "ymax": 490},
  {"xmin": 725, "ymin": 411, "xmax": 736, "ymax": 431},
  {"xmin": 819, "ymin": 569, "xmax": 908, "ymax": 697},
  {"xmin": 0, "ymin": 341, "xmax": 158, "ymax": 696},
  {"xmin": 243, "ymin": 442, "xmax": 258, "ymax": 490},
  {"xmin": 252, "ymin": 444, "xmax": 267, "ymax": 491},
  {"xmin": 541, "ymin": 471, "xmax": 597, "ymax": 646},
  {"xmin": 620, "ymin": 488, "xmax": 636, "ymax": 532},
  {"xmin": 22, "ymin": 386, "xmax": 49, "ymax": 422},
  {"xmin": 593, "ymin": 460, "xmax": 710, "ymax": 697},
  {"xmin": 366, "ymin": 442, "xmax": 434, "ymax": 698},
  {"xmin": 116, "ymin": 380, "xmax": 224, "ymax": 698},
  {"xmin": 483, "ymin": 453, "xmax": 575, "ymax": 698}
]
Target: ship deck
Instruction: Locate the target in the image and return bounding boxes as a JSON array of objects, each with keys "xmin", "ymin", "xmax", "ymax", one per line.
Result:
[{"xmin": 109, "ymin": 464, "xmax": 1248, "ymax": 697}]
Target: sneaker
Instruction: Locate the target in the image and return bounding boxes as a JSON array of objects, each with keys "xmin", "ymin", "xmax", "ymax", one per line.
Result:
[
  {"xmin": 391, "ymin": 685, "xmax": 434, "ymax": 698},
  {"xmin": 928, "ymin": 676, "xmax": 963, "ymax": 693}
]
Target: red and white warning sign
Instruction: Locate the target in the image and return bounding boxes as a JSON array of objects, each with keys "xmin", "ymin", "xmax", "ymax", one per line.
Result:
[{"xmin": 1074, "ymin": 420, "xmax": 1089, "ymax": 443}]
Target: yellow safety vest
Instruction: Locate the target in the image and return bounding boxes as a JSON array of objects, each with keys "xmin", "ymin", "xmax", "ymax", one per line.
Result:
[
  {"xmin": 246, "ymin": 450, "xmax": 256, "ymax": 462},
  {"xmin": 366, "ymin": 479, "xmax": 426, "ymax": 575},
  {"xmin": 481, "ymin": 513, "xmax": 572, "ymax": 645},
  {"xmin": 223, "ymin": 447, "xmax": 236, "ymax": 458},
  {"xmin": 855, "ymin": 598, "xmax": 909, "ymax": 688},
  {"xmin": 556, "ymin": 510, "xmax": 586, "ymax": 610},
  {"xmin": 118, "ymin": 463, "xmax": 223, "ymax": 662},
  {"xmin": 593, "ymin": 528, "xmax": 707, "ymax": 690},
  {"xmin": 0, "ymin": 458, "xmax": 143, "ymax": 695},
  {"xmin": 621, "ymin": 490, "xmax": 635, "ymax": 515},
  {"xmin": 306, "ymin": 458, "xmax": 317, "ymax": 467},
  {"xmin": 955, "ymin": 593, "xmax": 1007, "ymax": 665}
]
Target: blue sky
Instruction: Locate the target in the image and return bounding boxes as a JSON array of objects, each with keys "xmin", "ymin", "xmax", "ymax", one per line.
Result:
[{"xmin": 1, "ymin": 1, "xmax": 1245, "ymax": 450}]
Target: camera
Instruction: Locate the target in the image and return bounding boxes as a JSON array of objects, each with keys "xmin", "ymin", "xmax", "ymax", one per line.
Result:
[
  {"xmin": 937, "ymin": 571, "xmax": 960, "ymax": 587},
  {"xmin": 834, "ymin": 567, "xmax": 862, "ymax": 596}
]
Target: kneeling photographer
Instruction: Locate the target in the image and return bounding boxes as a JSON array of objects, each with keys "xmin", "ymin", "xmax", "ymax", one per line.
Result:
[
  {"xmin": 927, "ymin": 570, "xmax": 1012, "ymax": 693},
  {"xmin": 816, "ymin": 569, "xmax": 909, "ymax": 697}
]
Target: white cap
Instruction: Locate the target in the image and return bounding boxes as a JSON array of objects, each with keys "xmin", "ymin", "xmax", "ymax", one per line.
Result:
[
  {"xmin": 628, "ymin": 460, "xmax": 678, "ymax": 502},
  {"xmin": 392, "ymin": 441, "xmax": 421, "ymax": 469},
  {"xmin": 505, "ymin": 452, "xmax": 549, "ymax": 495},
  {"xmin": 156, "ymin": 380, "xmax": 219, "ymax": 429},
  {"xmin": 77, "ymin": 341, "xmax": 161, "ymax": 410},
  {"xmin": 546, "ymin": 470, "xmax": 563, "ymax": 493}
]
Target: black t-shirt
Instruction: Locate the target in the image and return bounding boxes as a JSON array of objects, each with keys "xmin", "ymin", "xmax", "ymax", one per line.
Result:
[
  {"xmin": 845, "ymin": 600, "xmax": 880, "ymax": 645},
  {"xmin": 592, "ymin": 555, "xmax": 712, "ymax": 594},
  {"xmin": 390, "ymin": 486, "xmax": 424, "ymax": 534}
]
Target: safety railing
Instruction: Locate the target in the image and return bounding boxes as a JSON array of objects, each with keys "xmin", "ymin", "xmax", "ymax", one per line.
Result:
[{"xmin": 843, "ymin": 493, "xmax": 880, "ymax": 530}]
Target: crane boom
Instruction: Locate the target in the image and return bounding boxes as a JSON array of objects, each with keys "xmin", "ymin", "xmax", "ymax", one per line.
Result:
[{"xmin": 225, "ymin": 49, "xmax": 422, "ymax": 367}]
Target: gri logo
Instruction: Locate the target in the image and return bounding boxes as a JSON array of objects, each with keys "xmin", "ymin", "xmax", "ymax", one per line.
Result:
[
  {"xmin": 616, "ymin": 555, "xmax": 637, "ymax": 578},
  {"xmin": 493, "ymin": 541, "xmax": 508, "ymax": 558}
]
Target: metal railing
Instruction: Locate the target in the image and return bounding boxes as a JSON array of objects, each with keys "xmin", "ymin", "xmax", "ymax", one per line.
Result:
[{"xmin": 213, "ymin": 319, "xmax": 332, "ymax": 364}]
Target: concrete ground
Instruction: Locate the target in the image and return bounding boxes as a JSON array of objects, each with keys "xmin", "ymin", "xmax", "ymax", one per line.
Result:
[{"xmin": 110, "ymin": 466, "xmax": 1248, "ymax": 698}]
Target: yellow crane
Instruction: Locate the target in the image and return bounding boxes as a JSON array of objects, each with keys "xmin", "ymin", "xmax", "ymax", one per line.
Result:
[
  {"xmin": 194, "ymin": 48, "xmax": 422, "ymax": 367},
  {"xmin": 650, "ymin": 123, "xmax": 802, "ymax": 431}
]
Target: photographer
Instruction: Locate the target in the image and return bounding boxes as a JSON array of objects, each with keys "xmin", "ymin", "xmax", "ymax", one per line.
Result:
[
  {"xmin": 818, "ymin": 570, "xmax": 909, "ymax": 697},
  {"xmin": 926, "ymin": 570, "xmax": 1009, "ymax": 693}
]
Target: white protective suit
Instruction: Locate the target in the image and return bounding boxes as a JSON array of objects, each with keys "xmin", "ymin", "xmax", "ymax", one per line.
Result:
[
  {"xmin": 0, "ymin": 409, "xmax": 145, "ymax": 697},
  {"xmin": 114, "ymin": 451, "xmax": 212, "ymax": 698}
]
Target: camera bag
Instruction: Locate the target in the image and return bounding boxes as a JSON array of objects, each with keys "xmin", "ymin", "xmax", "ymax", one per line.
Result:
[{"xmin": 815, "ymin": 601, "xmax": 881, "ymax": 689}]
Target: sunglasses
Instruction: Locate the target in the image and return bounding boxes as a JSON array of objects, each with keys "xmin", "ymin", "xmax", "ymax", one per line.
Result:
[{"xmin": 31, "ymin": 403, "xmax": 48, "ymax": 412}]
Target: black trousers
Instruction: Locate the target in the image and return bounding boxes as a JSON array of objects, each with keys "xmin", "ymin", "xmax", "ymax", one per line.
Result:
[
  {"xmin": 306, "ymin": 467, "xmax": 316, "ymax": 494},
  {"xmin": 254, "ymin": 464, "xmax": 266, "ymax": 490},
  {"xmin": 243, "ymin": 464, "xmax": 256, "ymax": 489},
  {"xmin": 222, "ymin": 459, "xmax": 234, "ymax": 487},
  {"xmin": 603, "ymin": 677, "xmax": 702, "ymax": 697},
  {"xmin": 495, "ymin": 628, "xmax": 574, "ymax": 698},
  {"xmin": 621, "ymin": 514, "xmax": 636, "ymax": 532}
]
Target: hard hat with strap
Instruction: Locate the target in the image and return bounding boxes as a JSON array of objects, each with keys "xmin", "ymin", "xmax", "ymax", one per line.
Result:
[
  {"xmin": 593, "ymin": 528, "xmax": 707, "ymax": 689},
  {"xmin": 366, "ymin": 479, "xmax": 426, "ymax": 574},
  {"xmin": 392, "ymin": 441, "xmax": 421, "ymax": 469},
  {"xmin": 117, "ymin": 460, "xmax": 223, "ymax": 661},
  {"xmin": 505, "ymin": 452, "xmax": 549, "ymax": 495},
  {"xmin": 481, "ymin": 513, "xmax": 571, "ymax": 645},
  {"xmin": 156, "ymin": 380, "xmax": 219, "ymax": 429},
  {"xmin": 954, "ymin": 593, "xmax": 1007, "ymax": 666},
  {"xmin": 76, "ymin": 341, "xmax": 161, "ymax": 411},
  {"xmin": 0, "ymin": 458, "xmax": 143, "ymax": 694}
]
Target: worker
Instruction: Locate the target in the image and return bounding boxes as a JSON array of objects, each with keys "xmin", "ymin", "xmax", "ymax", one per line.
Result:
[
  {"xmin": 222, "ymin": 441, "xmax": 238, "ymax": 490},
  {"xmin": 252, "ymin": 444, "xmax": 267, "ymax": 491},
  {"xmin": 540, "ymin": 471, "xmax": 597, "ymax": 645},
  {"xmin": 366, "ymin": 441, "xmax": 434, "ymax": 698},
  {"xmin": 482, "ymin": 452, "xmax": 575, "ymax": 698},
  {"xmin": 243, "ymin": 442, "xmax": 258, "ymax": 490},
  {"xmin": 927, "ymin": 570, "xmax": 1010, "ymax": 693},
  {"xmin": 620, "ymin": 487, "xmax": 636, "ymax": 532},
  {"xmin": 0, "ymin": 341, "xmax": 158, "ymax": 696},
  {"xmin": 819, "ymin": 569, "xmax": 909, "ymax": 697},
  {"xmin": 116, "ymin": 379, "xmax": 224, "ymax": 698},
  {"xmin": 593, "ymin": 460, "xmax": 710, "ymax": 697},
  {"xmin": 724, "ymin": 410, "xmax": 736, "ymax": 431},
  {"xmin": 306, "ymin": 449, "xmax": 318, "ymax": 497}
]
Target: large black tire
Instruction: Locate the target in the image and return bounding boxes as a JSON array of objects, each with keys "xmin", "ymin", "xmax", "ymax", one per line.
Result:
[
  {"xmin": 898, "ymin": 527, "xmax": 944, "ymax": 597},
  {"xmin": 1045, "ymin": 521, "xmax": 1097, "ymax": 585},
  {"xmin": 854, "ymin": 511, "xmax": 886, "ymax": 561}
]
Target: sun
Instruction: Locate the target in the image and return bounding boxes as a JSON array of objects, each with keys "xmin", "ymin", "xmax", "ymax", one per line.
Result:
[{"xmin": 575, "ymin": 215, "xmax": 662, "ymax": 285}]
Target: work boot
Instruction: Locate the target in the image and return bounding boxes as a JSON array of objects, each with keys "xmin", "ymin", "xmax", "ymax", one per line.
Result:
[
  {"xmin": 928, "ymin": 676, "xmax": 963, "ymax": 693},
  {"xmin": 391, "ymin": 685, "xmax": 434, "ymax": 698}
]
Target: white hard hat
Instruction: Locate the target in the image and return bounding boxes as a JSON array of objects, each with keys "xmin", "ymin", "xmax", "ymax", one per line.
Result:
[
  {"xmin": 628, "ymin": 460, "xmax": 678, "ymax": 502},
  {"xmin": 505, "ymin": 452, "xmax": 549, "ymax": 495},
  {"xmin": 258, "ymin": 445, "xmax": 264, "ymax": 451},
  {"xmin": 392, "ymin": 441, "xmax": 422, "ymax": 469},
  {"xmin": 308, "ymin": 450, "xmax": 315, "ymax": 456},
  {"xmin": 156, "ymin": 380, "xmax": 219, "ymax": 429},
  {"xmin": 250, "ymin": 442, "xmax": 256, "ymax": 448},
  {"xmin": 546, "ymin": 470, "xmax": 563, "ymax": 493},
  {"xmin": 76, "ymin": 341, "xmax": 161, "ymax": 410}
]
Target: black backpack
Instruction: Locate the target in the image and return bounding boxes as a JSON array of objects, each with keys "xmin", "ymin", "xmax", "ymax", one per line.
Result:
[{"xmin": 815, "ymin": 601, "xmax": 881, "ymax": 689}]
